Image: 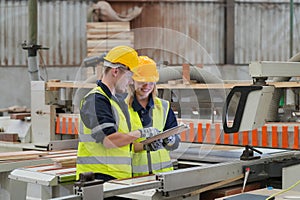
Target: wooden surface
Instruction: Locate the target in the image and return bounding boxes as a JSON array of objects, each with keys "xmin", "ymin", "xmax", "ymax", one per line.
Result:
[
  {"xmin": 86, "ymin": 22, "xmax": 133, "ymax": 57},
  {"xmin": 215, "ymin": 188, "xmax": 300, "ymax": 200},
  {"xmin": 0, "ymin": 150, "xmax": 48, "ymax": 161},
  {"xmin": 46, "ymin": 81, "xmax": 300, "ymax": 90},
  {"xmin": 201, "ymin": 182, "xmax": 262, "ymax": 200},
  {"xmin": 10, "ymin": 113, "xmax": 31, "ymax": 120},
  {"xmin": 0, "ymin": 150, "xmax": 77, "ymax": 168},
  {"xmin": 0, "ymin": 133, "xmax": 19, "ymax": 142}
]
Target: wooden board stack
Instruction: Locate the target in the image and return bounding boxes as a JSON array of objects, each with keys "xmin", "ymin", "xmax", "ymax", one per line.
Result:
[
  {"xmin": 0, "ymin": 150, "xmax": 77, "ymax": 168},
  {"xmin": 42, "ymin": 150, "xmax": 77, "ymax": 168},
  {"xmin": 86, "ymin": 22, "xmax": 134, "ymax": 57},
  {"xmin": 0, "ymin": 151, "xmax": 48, "ymax": 161}
]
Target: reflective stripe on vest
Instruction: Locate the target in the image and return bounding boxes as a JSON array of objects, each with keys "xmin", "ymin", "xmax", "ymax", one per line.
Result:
[
  {"xmin": 77, "ymin": 156, "xmax": 131, "ymax": 165},
  {"xmin": 129, "ymin": 98, "xmax": 173, "ymax": 176},
  {"xmin": 76, "ymin": 86, "xmax": 131, "ymax": 180},
  {"xmin": 91, "ymin": 123, "xmax": 116, "ymax": 135}
]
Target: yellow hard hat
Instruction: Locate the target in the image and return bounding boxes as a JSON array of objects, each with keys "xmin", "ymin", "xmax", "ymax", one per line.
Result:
[
  {"xmin": 132, "ymin": 56, "xmax": 159, "ymax": 82},
  {"xmin": 104, "ymin": 45, "xmax": 138, "ymax": 70}
]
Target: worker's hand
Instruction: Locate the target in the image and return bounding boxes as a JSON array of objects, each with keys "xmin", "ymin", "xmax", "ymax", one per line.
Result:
[
  {"xmin": 143, "ymin": 139, "xmax": 164, "ymax": 151},
  {"xmin": 163, "ymin": 135, "xmax": 180, "ymax": 151},
  {"xmin": 139, "ymin": 127, "xmax": 160, "ymax": 138}
]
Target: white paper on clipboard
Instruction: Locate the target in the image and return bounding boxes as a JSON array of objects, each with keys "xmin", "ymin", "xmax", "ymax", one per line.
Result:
[{"xmin": 140, "ymin": 124, "xmax": 189, "ymax": 145}]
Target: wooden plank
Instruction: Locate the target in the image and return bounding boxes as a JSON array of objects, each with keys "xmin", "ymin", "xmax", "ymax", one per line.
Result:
[
  {"xmin": 42, "ymin": 153, "xmax": 77, "ymax": 158},
  {"xmin": 182, "ymin": 64, "xmax": 190, "ymax": 84},
  {"xmin": 0, "ymin": 108, "xmax": 9, "ymax": 112},
  {"xmin": 86, "ymin": 22, "xmax": 130, "ymax": 30},
  {"xmin": 46, "ymin": 149, "xmax": 77, "ymax": 155},
  {"xmin": 87, "ymin": 29, "xmax": 133, "ymax": 35},
  {"xmin": 0, "ymin": 150, "xmax": 48, "ymax": 160},
  {"xmin": 46, "ymin": 81, "xmax": 95, "ymax": 89},
  {"xmin": 0, "ymin": 133, "xmax": 19, "ymax": 142},
  {"xmin": 44, "ymin": 167, "xmax": 76, "ymax": 175},
  {"xmin": 0, "ymin": 106, "xmax": 30, "ymax": 113},
  {"xmin": 24, "ymin": 164, "xmax": 76, "ymax": 175},
  {"xmin": 0, "ymin": 152, "xmax": 48, "ymax": 161},
  {"xmin": 55, "ymin": 160, "xmax": 76, "ymax": 168},
  {"xmin": 86, "ymin": 22, "xmax": 133, "ymax": 58},
  {"xmin": 50, "ymin": 156, "xmax": 77, "ymax": 162},
  {"xmin": 87, "ymin": 33, "xmax": 134, "ymax": 40},
  {"xmin": 27, "ymin": 165, "xmax": 63, "ymax": 172},
  {"xmin": 183, "ymin": 174, "xmax": 244, "ymax": 198},
  {"xmin": 0, "ymin": 155, "xmax": 39, "ymax": 161},
  {"xmin": 87, "ymin": 40, "xmax": 133, "ymax": 48},
  {"xmin": 52, "ymin": 155, "xmax": 77, "ymax": 168},
  {"xmin": 202, "ymin": 182, "xmax": 262, "ymax": 200},
  {"xmin": 46, "ymin": 81, "xmax": 300, "ymax": 90},
  {"xmin": 10, "ymin": 113, "xmax": 31, "ymax": 120}
]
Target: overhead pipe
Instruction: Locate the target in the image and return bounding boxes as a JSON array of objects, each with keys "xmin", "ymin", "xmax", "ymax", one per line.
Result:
[{"xmin": 158, "ymin": 66, "xmax": 223, "ymax": 84}]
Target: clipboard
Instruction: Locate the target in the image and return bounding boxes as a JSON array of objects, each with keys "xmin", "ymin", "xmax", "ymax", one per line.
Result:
[{"xmin": 140, "ymin": 124, "xmax": 189, "ymax": 145}]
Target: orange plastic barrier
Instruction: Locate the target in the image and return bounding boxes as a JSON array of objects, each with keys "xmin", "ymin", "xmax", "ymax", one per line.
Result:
[
  {"xmin": 55, "ymin": 115, "xmax": 79, "ymax": 135},
  {"xmin": 179, "ymin": 122, "xmax": 300, "ymax": 150},
  {"xmin": 55, "ymin": 116, "xmax": 300, "ymax": 149}
]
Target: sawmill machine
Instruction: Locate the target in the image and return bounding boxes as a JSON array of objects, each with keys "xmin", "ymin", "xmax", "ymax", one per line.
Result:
[
  {"xmin": 7, "ymin": 60, "xmax": 300, "ymax": 200},
  {"xmin": 7, "ymin": 56, "xmax": 300, "ymax": 151}
]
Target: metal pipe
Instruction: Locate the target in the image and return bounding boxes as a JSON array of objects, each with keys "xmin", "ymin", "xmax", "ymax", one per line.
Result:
[
  {"xmin": 28, "ymin": 0, "xmax": 40, "ymax": 81},
  {"xmin": 158, "ymin": 66, "xmax": 222, "ymax": 84},
  {"xmin": 290, "ymin": 0, "xmax": 294, "ymax": 58}
]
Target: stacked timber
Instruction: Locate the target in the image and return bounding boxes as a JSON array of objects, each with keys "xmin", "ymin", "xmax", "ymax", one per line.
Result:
[
  {"xmin": 42, "ymin": 150, "xmax": 77, "ymax": 167},
  {"xmin": 86, "ymin": 22, "xmax": 134, "ymax": 57},
  {"xmin": 0, "ymin": 150, "xmax": 77, "ymax": 168},
  {"xmin": 0, "ymin": 151, "xmax": 48, "ymax": 161},
  {"xmin": 0, "ymin": 133, "xmax": 19, "ymax": 142}
]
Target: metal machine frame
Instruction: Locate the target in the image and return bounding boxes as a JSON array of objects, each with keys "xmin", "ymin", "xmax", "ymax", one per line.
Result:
[{"xmin": 8, "ymin": 145, "xmax": 300, "ymax": 200}]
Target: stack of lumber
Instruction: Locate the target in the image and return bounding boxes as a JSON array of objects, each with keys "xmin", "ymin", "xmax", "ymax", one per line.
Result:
[
  {"xmin": 22, "ymin": 164, "xmax": 76, "ymax": 183},
  {"xmin": 0, "ymin": 105, "xmax": 30, "ymax": 113},
  {"xmin": 0, "ymin": 151, "xmax": 48, "ymax": 162},
  {"xmin": 10, "ymin": 113, "xmax": 31, "ymax": 120},
  {"xmin": 0, "ymin": 150, "xmax": 77, "ymax": 168},
  {"xmin": 42, "ymin": 149, "xmax": 77, "ymax": 168},
  {"xmin": 0, "ymin": 133, "xmax": 19, "ymax": 142},
  {"xmin": 86, "ymin": 22, "xmax": 134, "ymax": 57}
]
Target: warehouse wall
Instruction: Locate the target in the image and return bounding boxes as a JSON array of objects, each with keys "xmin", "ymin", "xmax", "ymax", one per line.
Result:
[
  {"xmin": 0, "ymin": 0, "xmax": 87, "ymax": 66},
  {"xmin": 1, "ymin": 0, "xmax": 299, "ymax": 66},
  {"xmin": 0, "ymin": 66, "xmax": 80, "ymax": 109},
  {"xmin": 110, "ymin": 0, "xmax": 300, "ymax": 64},
  {"xmin": 0, "ymin": 0, "xmax": 299, "ymax": 108}
]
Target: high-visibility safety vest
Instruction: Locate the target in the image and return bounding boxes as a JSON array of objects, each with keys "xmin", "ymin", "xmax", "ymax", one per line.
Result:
[
  {"xmin": 129, "ymin": 98, "xmax": 173, "ymax": 177},
  {"xmin": 76, "ymin": 87, "xmax": 132, "ymax": 180}
]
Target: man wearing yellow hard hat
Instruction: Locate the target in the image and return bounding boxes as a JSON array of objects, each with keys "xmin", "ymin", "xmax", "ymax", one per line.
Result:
[
  {"xmin": 76, "ymin": 46, "xmax": 161, "ymax": 182},
  {"xmin": 127, "ymin": 56, "xmax": 180, "ymax": 176}
]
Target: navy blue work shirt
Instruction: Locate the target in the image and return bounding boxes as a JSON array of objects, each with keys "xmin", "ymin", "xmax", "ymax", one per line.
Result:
[
  {"xmin": 131, "ymin": 94, "xmax": 178, "ymax": 130},
  {"xmin": 80, "ymin": 80, "xmax": 130, "ymax": 142}
]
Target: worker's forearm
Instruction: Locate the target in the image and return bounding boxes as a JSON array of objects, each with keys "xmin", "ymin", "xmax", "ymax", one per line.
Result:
[{"xmin": 103, "ymin": 130, "xmax": 141, "ymax": 148}]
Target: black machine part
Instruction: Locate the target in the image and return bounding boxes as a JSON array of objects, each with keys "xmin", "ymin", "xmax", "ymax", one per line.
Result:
[
  {"xmin": 240, "ymin": 145, "xmax": 263, "ymax": 160},
  {"xmin": 74, "ymin": 172, "xmax": 104, "ymax": 188}
]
